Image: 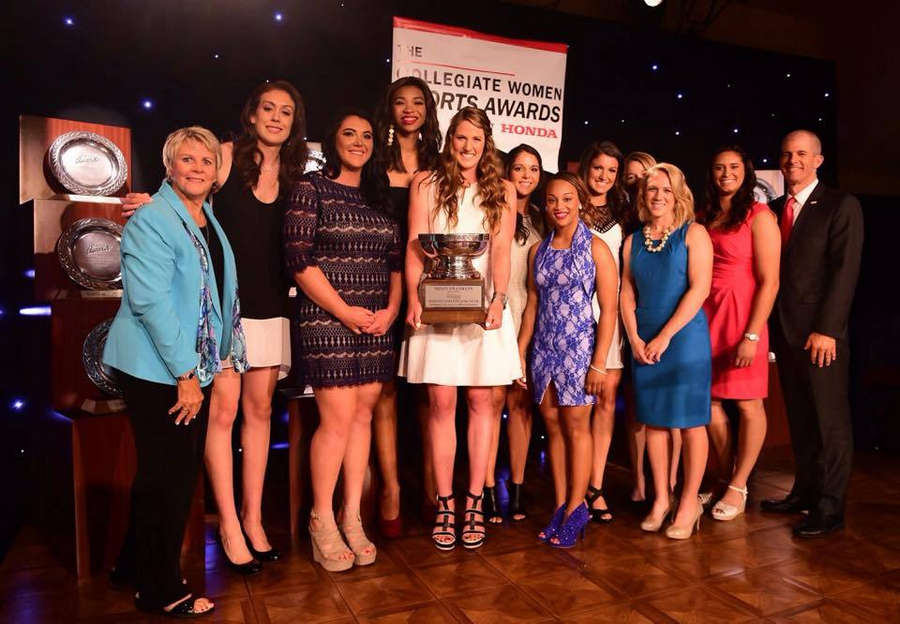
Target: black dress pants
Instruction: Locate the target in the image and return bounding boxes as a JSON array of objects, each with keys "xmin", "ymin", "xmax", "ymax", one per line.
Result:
[
  {"xmin": 774, "ymin": 333, "xmax": 853, "ymax": 518},
  {"xmin": 116, "ymin": 371, "xmax": 210, "ymax": 609}
]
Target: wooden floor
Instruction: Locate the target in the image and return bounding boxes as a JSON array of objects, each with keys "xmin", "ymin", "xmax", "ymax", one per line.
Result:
[{"xmin": 2, "ymin": 448, "xmax": 900, "ymax": 623}]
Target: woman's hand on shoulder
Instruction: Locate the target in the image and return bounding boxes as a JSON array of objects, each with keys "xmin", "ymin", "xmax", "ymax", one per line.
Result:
[{"xmin": 120, "ymin": 192, "xmax": 153, "ymax": 219}]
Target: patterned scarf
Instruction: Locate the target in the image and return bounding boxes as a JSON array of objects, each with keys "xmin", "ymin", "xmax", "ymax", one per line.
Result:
[{"xmin": 181, "ymin": 221, "xmax": 249, "ymax": 383}]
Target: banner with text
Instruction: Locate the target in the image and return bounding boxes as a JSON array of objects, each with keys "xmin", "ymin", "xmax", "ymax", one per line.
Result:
[{"xmin": 392, "ymin": 17, "xmax": 568, "ymax": 172}]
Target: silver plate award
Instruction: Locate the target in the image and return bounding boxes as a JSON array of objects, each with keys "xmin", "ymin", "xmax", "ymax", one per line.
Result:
[
  {"xmin": 82, "ymin": 319, "xmax": 123, "ymax": 398},
  {"xmin": 48, "ymin": 131, "xmax": 128, "ymax": 196},
  {"xmin": 57, "ymin": 217, "xmax": 123, "ymax": 290}
]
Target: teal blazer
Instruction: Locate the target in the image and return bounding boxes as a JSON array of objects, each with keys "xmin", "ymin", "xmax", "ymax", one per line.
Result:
[{"xmin": 103, "ymin": 181, "xmax": 245, "ymax": 386}]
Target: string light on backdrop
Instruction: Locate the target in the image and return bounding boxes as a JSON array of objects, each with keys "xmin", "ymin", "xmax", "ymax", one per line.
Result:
[
  {"xmin": 63, "ymin": 16, "xmax": 75, "ymax": 27},
  {"xmin": 141, "ymin": 98, "xmax": 153, "ymax": 110},
  {"xmin": 11, "ymin": 399, "xmax": 26, "ymax": 411},
  {"xmin": 651, "ymin": 63, "xmax": 659, "ymax": 71},
  {"xmin": 18, "ymin": 306, "xmax": 51, "ymax": 317},
  {"xmin": 274, "ymin": 11, "xmax": 284, "ymax": 22},
  {"xmin": 643, "ymin": 0, "xmax": 664, "ymax": 7},
  {"xmin": 24, "ymin": 269, "xmax": 35, "ymax": 279},
  {"xmin": 676, "ymin": 92, "xmax": 684, "ymax": 99}
]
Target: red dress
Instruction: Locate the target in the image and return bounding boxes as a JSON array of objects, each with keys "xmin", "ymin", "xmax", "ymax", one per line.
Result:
[{"xmin": 703, "ymin": 202, "xmax": 771, "ymax": 399}]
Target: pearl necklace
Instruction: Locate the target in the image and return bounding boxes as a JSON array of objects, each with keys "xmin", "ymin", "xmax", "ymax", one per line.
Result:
[{"xmin": 643, "ymin": 224, "xmax": 672, "ymax": 253}]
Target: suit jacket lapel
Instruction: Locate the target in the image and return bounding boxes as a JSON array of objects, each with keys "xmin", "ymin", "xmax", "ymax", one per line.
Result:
[{"xmin": 786, "ymin": 183, "xmax": 825, "ymax": 254}]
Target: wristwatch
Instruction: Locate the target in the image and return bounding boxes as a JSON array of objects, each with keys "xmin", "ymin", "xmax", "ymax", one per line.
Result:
[
  {"xmin": 743, "ymin": 333, "xmax": 760, "ymax": 342},
  {"xmin": 491, "ymin": 291, "xmax": 509, "ymax": 309},
  {"xmin": 177, "ymin": 370, "xmax": 196, "ymax": 382}
]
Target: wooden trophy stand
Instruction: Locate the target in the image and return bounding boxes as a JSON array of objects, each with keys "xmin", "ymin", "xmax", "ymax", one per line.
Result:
[
  {"xmin": 20, "ymin": 115, "xmax": 205, "ymax": 578},
  {"xmin": 419, "ymin": 277, "xmax": 486, "ymax": 324}
]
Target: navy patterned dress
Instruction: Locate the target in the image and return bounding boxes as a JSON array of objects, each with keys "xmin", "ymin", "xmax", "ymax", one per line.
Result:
[
  {"xmin": 284, "ymin": 172, "xmax": 402, "ymax": 387},
  {"xmin": 530, "ymin": 220, "xmax": 597, "ymax": 407}
]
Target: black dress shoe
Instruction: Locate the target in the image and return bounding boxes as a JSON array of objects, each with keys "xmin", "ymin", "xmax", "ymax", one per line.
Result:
[
  {"xmin": 242, "ymin": 526, "xmax": 281, "ymax": 562},
  {"xmin": 793, "ymin": 515, "xmax": 844, "ymax": 538},
  {"xmin": 217, "ymin": 533, "xmax": 263, "ymax": 575},
  {"xmin": 760, "ymin": 494, "xmax": 809, "ymax": 514}
]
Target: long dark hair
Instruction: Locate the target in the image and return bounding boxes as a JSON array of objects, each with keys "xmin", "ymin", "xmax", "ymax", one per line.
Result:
[
  {"xmin": 375, "ymin": 76, "xmax": 442, "ymax": 175},
  {"xmin": 232, "ymin": 80, "xmax": 308, "ymax": 195},
  {"xmin": 701, "ymin": 145, "xmax": 757, "ymax": 230},
  {"xmin": 505, "ymin": 144, "xmax": 546, "ymax": 244},
  {"xmin": 577, "ymin": 140, "xmax": 628, "ymax": 227},
  {"xmin": 322, "ymin": 108, "xmax": 390, "ymax": 214}
]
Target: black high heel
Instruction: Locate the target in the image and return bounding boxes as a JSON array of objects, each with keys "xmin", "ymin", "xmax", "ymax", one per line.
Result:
[
  {"xmin": 484, "ymin": 485, "xmax": 503, "ymax": 524},
  {"xmin": 216, "ymin": 532, "xmax": 262, "ymax": 575},
  {"xmin": 241, "ymin": 524, "xmax": 280, "ymax": 562},
  {"xmin": 461, "ymin": 491, "xmax": 486, "ymax": 550},
  {"xmin": 509, "ymin": 482, "xmax": 527, "ymax": 521},
  {"xmin": 432, "ymin": 494, "xmax": 457, "ymax": 551},
  {"xmin": 585, "ymin": 485, "xmax": 613, "ymax": 523}
]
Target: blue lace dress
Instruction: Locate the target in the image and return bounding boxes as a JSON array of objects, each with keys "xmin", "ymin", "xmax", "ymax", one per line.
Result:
[{"xmin": 530, "ymin": 221, "xmax": 597, "ymax": 407}]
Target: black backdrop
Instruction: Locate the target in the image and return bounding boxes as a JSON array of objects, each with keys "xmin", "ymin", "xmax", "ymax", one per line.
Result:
[{"xmin": 3, "ymin": 0, "xmax": 895, "ymax": 458}]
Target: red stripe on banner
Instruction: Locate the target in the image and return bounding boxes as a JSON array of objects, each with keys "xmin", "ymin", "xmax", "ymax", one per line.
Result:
[
  {"xmin": 393, "ymin": 16, "xmax": 568, "ymax": 54},
  {"xmin": 404, "ymin": 59, "xmax": 516, "ymax": 76}
]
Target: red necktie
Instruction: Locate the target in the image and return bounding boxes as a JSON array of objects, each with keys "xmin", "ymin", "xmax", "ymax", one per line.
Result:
[{"xmin": 781, "ymin": 196, "xmax": 796, "ymax": 248}]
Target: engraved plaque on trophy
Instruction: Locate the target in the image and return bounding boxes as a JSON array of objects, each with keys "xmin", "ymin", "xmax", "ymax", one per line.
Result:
[
  {"xmin": 56, "ymin": 217, "xmax": 124, "ymax": 294},
  {"xmin": 48, "ymin": 131, "xmax": 128, "ymax": 196},
  {"xmin": 418, "ymin": 233, "xmax": 489, "ymax": 324}
]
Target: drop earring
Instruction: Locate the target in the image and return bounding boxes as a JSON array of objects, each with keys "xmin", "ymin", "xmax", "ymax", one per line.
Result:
[
  {"xmin": 387, "ymin": 124, "xmax": 395, "ymax": 147},
  {"xmin": 417, "ymin": 130, "xmax": 422, "ymax": 142}
]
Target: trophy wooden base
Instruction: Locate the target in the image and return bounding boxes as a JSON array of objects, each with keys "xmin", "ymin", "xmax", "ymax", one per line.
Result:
[{"xmin": 420, "ymin": 278, "xmax": 486, "ymax": 325}]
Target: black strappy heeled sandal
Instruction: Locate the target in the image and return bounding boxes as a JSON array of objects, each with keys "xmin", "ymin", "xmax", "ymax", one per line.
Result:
[
  {"xmin": 432, "ymin": 494, "xmax": 457, "ymax": 551},
  {"xmin": 585, "ymin": 485, "xmax": 613, "ymax": 523},
  {"xmin": 509, "ymin": 482, "xmax": 527, "ymax": 521},
  {"xmin": 484, "ymin": 485, "xmax": 503, "ymax": 524},
  {"xmin": 461, "ymin": 491, "xmax": 487, "ymax": 550}
]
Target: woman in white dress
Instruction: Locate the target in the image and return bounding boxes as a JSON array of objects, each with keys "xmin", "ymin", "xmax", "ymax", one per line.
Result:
[
  {"xmin": 399, "ymin": 106, "xmax": 520, "ymax": 550},
  {"xmin": 577, "ymin": 140, "xmax": 627, "ymax": 522},
  {"xmin": 484, "ymin": 144, "xmax": 545, "ymax": 524}
]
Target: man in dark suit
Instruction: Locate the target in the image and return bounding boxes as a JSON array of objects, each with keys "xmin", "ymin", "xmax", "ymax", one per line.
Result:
[{"xmin": 761, "ymin": 130, "xmax": 864, "ymax": 537}]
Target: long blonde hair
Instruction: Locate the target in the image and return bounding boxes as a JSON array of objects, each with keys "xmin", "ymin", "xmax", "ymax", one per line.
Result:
[
  {"xmin": 432, "ymin": 107, "xmax": 508, "ymax": 233},
  {"xmin": 636, "ymin": 162, "xmax": 695, "ymax": 228}
]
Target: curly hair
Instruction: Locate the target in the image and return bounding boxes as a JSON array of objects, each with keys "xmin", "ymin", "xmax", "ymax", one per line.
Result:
[
  {"xmin": 577, "ymin": 140, "xmax": 629, "ymax": 227},
  {"xmin": 700, "ymin": 145, "xmax": 758, "ymax": 230},
  {"xmin": 232, "ymin": 80, "xmax": 308, "ymax": 195},
  {"xmin": 321, "ymin": 109, "xmax": 391, "ymax": 214},
  {"xmin": 505, "ymin": 143, "xmax": 546, "ymax": 244},
  {"xmin": 432, "ymin": 106, "xmax": 508, "ymax": 234},
  {"xmin": 375, "ymin": 76, "xmax": 442, "ymax": 175},
  {"xmin": 636, "ymin": 163, "xmax": 695, "ymax": 228}
]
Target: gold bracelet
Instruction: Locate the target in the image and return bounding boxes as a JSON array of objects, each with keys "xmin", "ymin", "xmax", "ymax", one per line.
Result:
[{"xmin": 589, "ymin": 365, "xmax": 608, "ymax": 375}]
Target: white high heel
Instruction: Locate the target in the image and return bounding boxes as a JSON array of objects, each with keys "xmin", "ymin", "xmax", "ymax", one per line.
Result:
[{"xmin": 712, "ymin": 485, "xmax": 749, "ymax": 521}]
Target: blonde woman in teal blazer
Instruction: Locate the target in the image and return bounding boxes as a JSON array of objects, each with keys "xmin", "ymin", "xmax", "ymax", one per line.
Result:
[{"xmin": 103, "ymin": 126, "xmax": 246, "ymax": 618}]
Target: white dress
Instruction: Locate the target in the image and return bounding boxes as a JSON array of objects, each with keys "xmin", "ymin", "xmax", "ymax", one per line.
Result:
[
  {"xmin": 398, "ymin": 181, "xmax": 523, "ymax": 386},
  {"xmin": 590, "ymin": 221, "xmax": 625, "ymax": 370},
  {"xmin": 508, "ymin": 211, "xmax": 542, "ymax": 335}
]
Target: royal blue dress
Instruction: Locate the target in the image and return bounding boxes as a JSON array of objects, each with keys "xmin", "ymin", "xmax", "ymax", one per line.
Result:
[
  {"xmin": 630, "ymin": 223, "xmax": 711, "ymax": 428},
  {"xmin": 531, "ymin": 221, "xmax": 597, "ymax": 407}
]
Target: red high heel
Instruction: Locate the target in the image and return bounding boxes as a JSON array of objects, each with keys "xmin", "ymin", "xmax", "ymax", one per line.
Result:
[{"xmin": 379, "ymin": 514, "xmax": 403, "ymax": 538}]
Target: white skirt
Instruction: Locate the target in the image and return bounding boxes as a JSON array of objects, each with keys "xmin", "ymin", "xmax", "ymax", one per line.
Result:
[
  {"xmin": 591, "ymin": 299, "xmax": 624, "ymax": 370},
  {"xmin": 242, "ymin": 317, "xmax": 291, "ymax": 380},
  {"xmin": 398, "ymin": 307, "xmax": 522, "ymax": 386}
]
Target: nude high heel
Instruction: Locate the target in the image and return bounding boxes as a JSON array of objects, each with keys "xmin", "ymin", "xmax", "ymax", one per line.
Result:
[
  {"xmin": 665, "ymin": 500, "xmax": 703, "ymax": 540},
  {"xmin": 340, "ymin": 512, "xmax": 377, "ymax": 566},
  {"xmin": 309, "ymin": 511, "xmax": 354, "ymax": 572},
  {"xmin": 712, "ymin": 485, "xmax": 749, "ymax": 521},
  {"xmin": 640, "ymin": 498, "xmax": 673, "ymax": 532}
]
